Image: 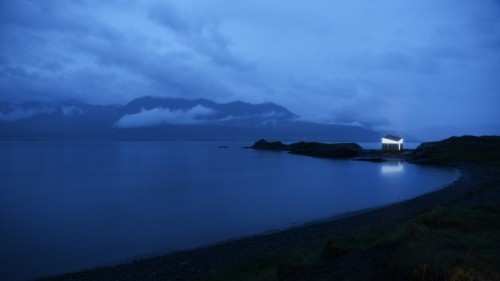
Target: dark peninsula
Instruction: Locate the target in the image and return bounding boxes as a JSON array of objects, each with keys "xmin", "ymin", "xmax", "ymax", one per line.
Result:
[{"xmin": 251, "ymin": 138, "xmax": 364, "ymax": 158}]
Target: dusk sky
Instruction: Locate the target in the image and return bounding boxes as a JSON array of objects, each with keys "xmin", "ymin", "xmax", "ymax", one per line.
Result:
[{"xmin": 1, "ymin": 0, "xmax": 499, "ymax": 140}]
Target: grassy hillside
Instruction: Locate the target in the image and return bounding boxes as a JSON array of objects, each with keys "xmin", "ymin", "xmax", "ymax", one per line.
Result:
[
  {"xmin": 411, "ymin": 136, "xmax": 500, "ymax": 166},
  {"xmin": 205, "ymin": 197, "xmax": 500, "ymax": 281}
]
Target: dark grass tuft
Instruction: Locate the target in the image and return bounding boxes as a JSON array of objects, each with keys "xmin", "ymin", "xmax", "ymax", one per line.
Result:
[
  {"xmin": 203, "ymin": 204, "xmax": 500, "ymax": 281},
  {"xmin": 392, "ymin": 204, "xmax": 500, "ymax": 281}
]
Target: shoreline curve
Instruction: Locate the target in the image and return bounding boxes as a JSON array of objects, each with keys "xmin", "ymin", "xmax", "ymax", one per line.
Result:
[{"xmin": 42, "ymin": 162, "xmax": 500, "ymax": 281}]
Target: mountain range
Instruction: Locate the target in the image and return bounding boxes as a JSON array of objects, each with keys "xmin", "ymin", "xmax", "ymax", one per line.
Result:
[{"xmin": 0, "ymin": 97, "xmax": 381, "ymax": 141}]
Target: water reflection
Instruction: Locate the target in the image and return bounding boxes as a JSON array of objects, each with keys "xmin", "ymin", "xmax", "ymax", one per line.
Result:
[{"xmin": 381, "ymin": 161, "xmax": 404, "ymax": 174}]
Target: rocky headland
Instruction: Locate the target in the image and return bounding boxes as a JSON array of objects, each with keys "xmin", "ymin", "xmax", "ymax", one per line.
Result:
[{"xmin": 251, "ymin": 139, "xmax": 364, "ymax": 158}]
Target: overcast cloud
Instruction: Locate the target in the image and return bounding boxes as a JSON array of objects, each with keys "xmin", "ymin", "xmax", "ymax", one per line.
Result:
[
  {"xmin": 114, "ymin": 105, "xmax": 216, "ymax": 128},
  {"xmin": 0, "ymin": 104, "xmax": 54, "ymax": 121},
  {"xmin": 1, "ymin": 0, "xmax": 499, "ymax": 140}
]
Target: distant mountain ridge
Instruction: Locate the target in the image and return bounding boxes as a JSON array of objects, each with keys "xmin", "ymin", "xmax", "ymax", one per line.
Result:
[
  {"xmin": 125, "ymin": 96, "xmax": 296, "ymax": 117},
  {"xmin": 121, "ymin": 96, "xmax": 297, "ymax": 126},
  {"xmin": 0, "ymin": 96, "xmax": 381, "ymax": 141}
]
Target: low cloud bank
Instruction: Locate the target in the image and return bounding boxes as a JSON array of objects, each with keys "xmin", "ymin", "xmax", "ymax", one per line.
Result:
[
  {"xmin": 114, "ymin": 105, "xmax": 216, "ymax": 128},
  {"xmin": 219, "ymin": 110, "xmax": 287, "ymax": 122},
  {"xmin": 0, "ymin": 106, "xmax": 54, "ymax": 122},
  {"xmin": 61, "ymin": 106, "xmax": 84, "ymax": 116}
]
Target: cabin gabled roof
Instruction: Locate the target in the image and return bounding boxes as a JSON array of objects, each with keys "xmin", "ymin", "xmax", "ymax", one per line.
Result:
[{"xmin": 382, "ymin": 135, "xmax": 403, "ymax": 142}]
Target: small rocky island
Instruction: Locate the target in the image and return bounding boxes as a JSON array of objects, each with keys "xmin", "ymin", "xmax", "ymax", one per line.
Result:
[
  {"xmin": 250, "ymin": 138, "xmax": 409, "ymax": 161},
  {"xmin": 251, "ymin": 136, "xmax": 500, "ymax": 165},
  {"xmin": 251, "ymin": 139, "xmax": 364, "ymax": 158}
]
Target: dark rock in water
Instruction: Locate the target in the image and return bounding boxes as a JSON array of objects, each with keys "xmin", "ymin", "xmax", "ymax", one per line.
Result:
[
  {"xmin": 288, "ymin": 142, "xmax": 363, "ymax": 158},
  {"xmin": 353, "ymin": 157, "xmax": 387, "ymax": 163},
  {"xmin": 251, "ymin": 139, "xmax": 289, "ymax": 151}
]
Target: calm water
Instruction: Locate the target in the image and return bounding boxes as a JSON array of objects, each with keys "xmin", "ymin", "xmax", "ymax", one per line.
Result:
[{"xmin": 0, "ymin": 141, "xmax": 458, "ymax": 280}]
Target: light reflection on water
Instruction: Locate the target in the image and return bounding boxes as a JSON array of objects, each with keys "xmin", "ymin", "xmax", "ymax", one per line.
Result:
[{"xmin": 381, "ymin": 161, "xmax": 404, "ymax": 174}]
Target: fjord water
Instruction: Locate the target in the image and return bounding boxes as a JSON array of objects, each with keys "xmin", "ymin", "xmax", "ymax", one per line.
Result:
[{"xmin": 0, "ymin": 141, "xmax": 458, "ymax": 280}]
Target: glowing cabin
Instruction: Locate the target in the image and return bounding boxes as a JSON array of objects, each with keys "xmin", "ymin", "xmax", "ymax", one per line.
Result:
[{"xmin": 381, "ymin": 135, "xmax": 403, "ymax": 151}]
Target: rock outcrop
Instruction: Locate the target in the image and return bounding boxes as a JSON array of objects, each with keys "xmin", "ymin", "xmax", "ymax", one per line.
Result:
[
  {"xmin": 251, "ymin": 139, "xmax": 364, "ymax": 158},
  {"xmin": 251, "ymin": 139, "xmax": 289, "ymax": 151},
  {"xmin": 410, "ymin": 135, "xmax": 500, "ymax": 165}
]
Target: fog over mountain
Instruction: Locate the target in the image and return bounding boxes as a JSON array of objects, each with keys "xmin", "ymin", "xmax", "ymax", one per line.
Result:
[{"xmin": 0, "ymin": 97, "xmax": 381, "ymax": 141}]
